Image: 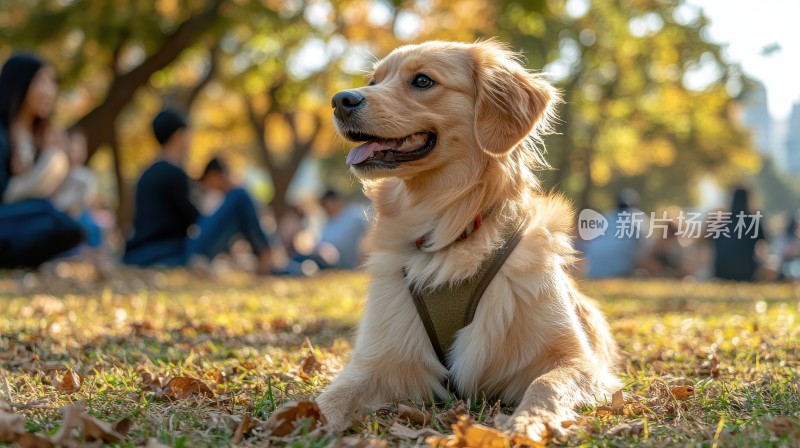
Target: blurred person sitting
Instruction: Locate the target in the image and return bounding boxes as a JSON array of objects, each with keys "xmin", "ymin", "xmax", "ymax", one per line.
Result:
[
  {"xmin": 52, "ymin": 127, "xmax": 106, "ymax": 260},
  {"xmin": 316, "ymin": 189, "xmax": 369, "ymax": 270},
  {"xmin": 712, "ymin": 186, "xmax": 767, "ymax": 282},
  {"xmin": 123, "ymin": 109, "xmax": 275, "ymax": 273},
  {"xmin": 277, "ymin": 204, "xmax": 311, "ymax": 259},
  {"xmin": 583, "ymin": 188, "xmax": 648, "ymax": 279},
  {"xmin": 639, "ymin": 221, "xmax": 689, "ymax": 278},
  {"xmin": 276, "ymin": 189, "xmax": 370, "ymax": 275},
  {"xmin": 271, "ymin": 203, "xmax": 323, "ymax": 276},
  {"xmin": 51, "ymin": 128, "xmax": 97, "ymax": 217},
  {"xmin": 196, "ymin": 156, "xmax": 231, "ymax": 214},
  {"xmin": 0, "ymin": 53, "xmax": 83, "ymax": 268},
  {"xmin": 773, "ymin": 211, "xmax": 800, "ymax": 281}
]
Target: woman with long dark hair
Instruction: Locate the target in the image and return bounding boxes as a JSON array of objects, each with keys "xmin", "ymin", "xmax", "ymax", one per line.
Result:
[{"xmin": 0, "ymin": 53, "xmax": 83, "ymax": 268}]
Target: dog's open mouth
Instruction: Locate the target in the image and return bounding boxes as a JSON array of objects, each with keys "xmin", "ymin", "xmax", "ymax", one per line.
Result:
[{"xmin": 344, "ymin": 131, "xmax": 436, "ymax": 168}]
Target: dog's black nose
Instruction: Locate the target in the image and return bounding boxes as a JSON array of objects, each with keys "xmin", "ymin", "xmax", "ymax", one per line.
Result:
[{"xmin": 332, "ymin": 90, "xmax": 365, "ymax": 121}]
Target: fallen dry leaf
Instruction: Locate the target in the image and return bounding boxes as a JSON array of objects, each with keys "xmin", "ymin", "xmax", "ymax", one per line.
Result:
[
  {"xmin": 611, "ymin": 389, "xmax": 624, "ymax": 413},
  {"xmin": 700, "ymin": 356, "xmax": 721, "ymax": 378},
  {"xmin": 669, "ymin": 386, "xmax": 694, "ymax": 400},
  {"xmin": 232, "ymin": 361, "xmax": 257, "ymax": 375},
  {"xmin": 606, "ymin": 419, "xmax": 645, "ymax": 437},
  {"xmin": 388, "ymin": 421, "xmax": 441, "ymax": 439},
  {"xmin": 437, "ymin": 401, "xmax": 469, "ymax": 426},
  {"xmin": 157, "ymin": 377, "xmax": 214, "ymax": 400},
  {"xmin": 270, "ymin": 318, "xmax": 290, "ymax": 332},
  {"xmin": 131, "ymin": 321, "xmax": 155, "ymax": 335},
  {"xmin": 0, "ymin": 405, "xmax": 26, "ymax": 442},
  {"xmin": 593, "ymin": 406, "xmax": 618, "ymax": 417},
  {"xmin": 299, "ymin": 352, "xmax": 321, "ymax": 375},
  {"xmin": 52, "ymin": 405, "xmax": 79, "ymax": 443},
  {"xmin": 204, "ymin": 369, "xmax": 227, "ymax": 385},
  {"xmin": 296, "ymin": 338, "xmax": 322, "ymax": 382},
  {"xmin": 82, "ymin": 413, "xmax": 126, "ymax": 443},
  {"xmin": 51, "ymin": 404, "xmax": 85, "ymax": 445},
  {"xmin": 0, "ymin": 400, "xmax": 53, "ymax": 448},
  {"xmin": 560, "ymin": 417, "xmax": 591, "ymax": 429},
  {"xmin": 766, "ymin": 416, "xmax": 800, "ymax": 439},
  {"xmin": 113, "ymin": 416, "xmax": 133, "ymax": 436},
  {"xmin": 333, "ymin": 436, "xmax": 389, "ymax": 447},
  {"xmin": 46, "ymin": 403, "xmax": 130, "ymax": 445},
  {"xmin": 231, "ymin": 414, "xmax": 258, "ymax": 444},
  {"xmin": 427, "ymin": 415, "xmax": 547, "ymax": 448},
  {"xmin": 397, "ymin": 403, "xmax": 430, "ymax": 426},
  {"xmin": 139, "ymin": 371, "xmax": 170, "ymax": 392},
  {"xmin": 13, "ymin": 432, "xmax": 55, "ymax": 448},
  {"xmin": 49, "ymin": 370, "xmax": 83, "ymax": 393},
  {"xmin": 263, "ymin": 400, "xmax": 326, "ymax": 437},
  {"xmin": 209, "ymin": 413, "xmax": 243, "ymax": 432},
  {"xmin": 0, "ymin": 343, "xmax": 36, "ymax": 365},
  {"xmin": 593, "ymin": 390, "xmax": 651, "ymax": 417},
  {"xmin": 144, "ymin": 438, "xmax": 171, "ymax": 448}
]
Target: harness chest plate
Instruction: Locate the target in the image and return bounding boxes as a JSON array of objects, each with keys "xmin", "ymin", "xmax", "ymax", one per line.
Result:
[{"xmin": 404, "ymin": 222, "xmax": 525, "ymax": 368}]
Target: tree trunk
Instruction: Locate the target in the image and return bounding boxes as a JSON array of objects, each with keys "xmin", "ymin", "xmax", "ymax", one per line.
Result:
[
  {"xmin": 245, "ymin": 100, "xmax": 321, "ymax": 221},
  {"xmin": 551, "ymin": 76, "xmax": 580, "ymax": 188},
  {"xmin": 269, "ymin": 170, "xmax": 293, "ymax": 222},
  {"xmin": 108, "ymin": 132, "xmax": 133, "ymax": 232},
  {"xmin": 577, "ymin": 146, "xmax": 593, "ymax": 212}
]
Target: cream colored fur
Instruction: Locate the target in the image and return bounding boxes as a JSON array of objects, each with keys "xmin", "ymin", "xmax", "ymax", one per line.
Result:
[{"xmin": 317, "ymin": 40, "xmax": 620, "ymax": 441}]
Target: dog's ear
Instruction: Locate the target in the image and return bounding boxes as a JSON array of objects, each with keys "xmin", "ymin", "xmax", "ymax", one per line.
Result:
[{"xmin": 472, "ymin": 42, "xmax": 558, "ymax": 155}]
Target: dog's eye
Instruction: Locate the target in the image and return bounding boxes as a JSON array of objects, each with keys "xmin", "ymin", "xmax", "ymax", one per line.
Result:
[
  {"xmin": 368, "ymin": 79, "xmax": 376, "ymax": 86},
  {"xmin": 411, "ymin": 74, "xmax": 434, "ymax": 89}
]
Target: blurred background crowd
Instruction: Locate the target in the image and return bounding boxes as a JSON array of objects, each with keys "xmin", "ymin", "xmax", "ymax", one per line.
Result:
[{"xmin": 1, "ymin": 0, "xmax": 799, "ymax": 282}]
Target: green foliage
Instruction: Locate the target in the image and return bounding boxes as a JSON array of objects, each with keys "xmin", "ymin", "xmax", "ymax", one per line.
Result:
[
  {"xmin": 0, "ymin": 0, "xmax": 761, "ymax": 215},
  {"xmin": 500, "ymin": 0, "xmax": 759, "ymax": 210},
  {"xmin": 755, "ymin": 157, "xmax": 800, "ymax": 215}
]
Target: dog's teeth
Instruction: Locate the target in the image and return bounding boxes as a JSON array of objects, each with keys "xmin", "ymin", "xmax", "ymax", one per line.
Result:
[{"xmin": 397, "ymin": 133, "xmax": 427, "ymax": 151}]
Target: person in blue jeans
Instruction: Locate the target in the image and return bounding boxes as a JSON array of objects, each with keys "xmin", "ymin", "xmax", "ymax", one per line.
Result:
[
  {"xmin": 0, "ymin": 54, "xmax": 84, "ymax": 268},
  {"xmin": 123, "ymin": 109, "xmax": 274, "ymax": 272}
]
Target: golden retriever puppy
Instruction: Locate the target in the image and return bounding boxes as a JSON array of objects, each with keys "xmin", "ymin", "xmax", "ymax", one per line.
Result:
[{"xmin": 317, "ymin": 40, "xmax": 620, "ymax": 441}]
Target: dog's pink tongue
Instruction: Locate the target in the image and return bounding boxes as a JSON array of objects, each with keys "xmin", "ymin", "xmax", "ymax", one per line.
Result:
[{"xmin": 346, "ymin": 140, "xmax": 395, "ymax": 165}]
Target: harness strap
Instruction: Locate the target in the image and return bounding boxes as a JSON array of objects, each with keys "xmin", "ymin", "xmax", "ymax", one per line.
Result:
[
  {"xmin": 406, "ymin": 220, "xmax": 526, "ymax": 369},
  {"xmin": 409, "ymin": 287, "xmax": 447, "ymax": 366},
  {"xmin": 463, "ymin": 224, "xmax": 525, "ymax": 327}
]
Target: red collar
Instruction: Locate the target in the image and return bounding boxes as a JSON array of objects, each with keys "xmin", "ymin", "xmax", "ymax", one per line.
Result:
[{"xmin": 415, "ymin": 214, "xmax": 483, "ymax": 249}]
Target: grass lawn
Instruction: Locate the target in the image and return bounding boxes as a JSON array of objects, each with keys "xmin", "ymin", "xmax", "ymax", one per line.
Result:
[{"xmin": 1, "ymin": 264, "xmax": 799, "ymax": 447}]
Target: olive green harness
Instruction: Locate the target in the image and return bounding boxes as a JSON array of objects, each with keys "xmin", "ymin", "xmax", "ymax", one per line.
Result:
[{"xmin": 405, "ymin": 221, "xmax": 525, "ymax": 368}]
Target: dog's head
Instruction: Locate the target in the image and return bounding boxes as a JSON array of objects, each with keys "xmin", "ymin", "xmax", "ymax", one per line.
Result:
[{"xmin": 333, "ymin": 40, "xmax": 557, "ymax": 180}]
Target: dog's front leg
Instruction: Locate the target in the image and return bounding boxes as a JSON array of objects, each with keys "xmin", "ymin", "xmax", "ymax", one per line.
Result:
[
  {"xmin": 317, "ymin": 278, "xmax": 446, "ymax": 431},
  {"xmin": 315, "ymin": 360, "xmax": 378, "ymax": 431},
  {"xmin": 498, "ymin": 359, "xmax": 600, "ymax": 442}
]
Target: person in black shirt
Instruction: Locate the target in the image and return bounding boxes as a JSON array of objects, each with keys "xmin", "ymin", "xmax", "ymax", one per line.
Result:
[
  {"xmin": 712, "ymin": 187, "xmax": 767, "ymax": 281},
  {"xmin": 123, "ymin": 109, "xmax": 274, "ymax": 272}
]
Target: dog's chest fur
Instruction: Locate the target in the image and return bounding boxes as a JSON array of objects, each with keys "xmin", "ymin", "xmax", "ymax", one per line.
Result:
[{"xmin": 365, "ymin": 216, "xmax": 583, "ymax": 403}]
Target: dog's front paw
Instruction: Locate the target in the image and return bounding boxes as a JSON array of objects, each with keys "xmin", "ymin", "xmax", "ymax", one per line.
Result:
[
  {"xmin": 495, "ymin": 411, "xmax": 566, "ymax": 443},
  {"xmin": 316, "ymin": 393, "xmax": 352, "ymax": 433}
]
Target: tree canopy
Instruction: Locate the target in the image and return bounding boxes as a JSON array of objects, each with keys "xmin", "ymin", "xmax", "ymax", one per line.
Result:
[{"xmin": 0, "ymin": 0, "xmax": 758, "ymax": 224}]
